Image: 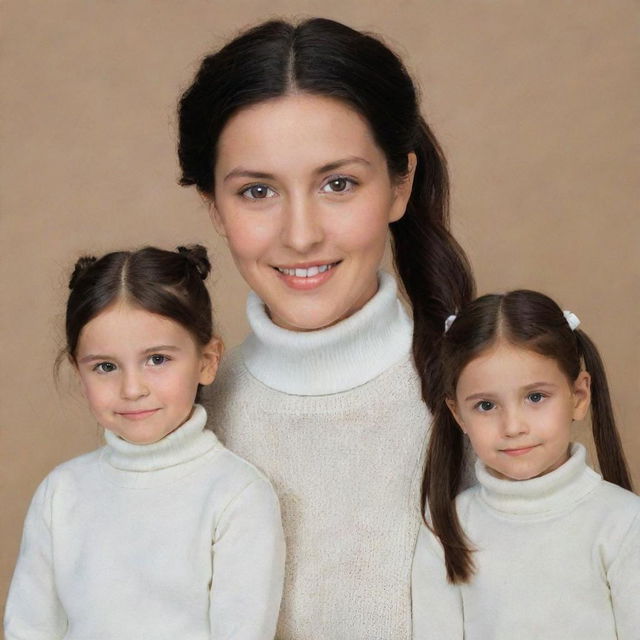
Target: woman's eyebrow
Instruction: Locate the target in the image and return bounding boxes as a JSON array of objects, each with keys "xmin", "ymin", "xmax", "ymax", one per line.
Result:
[
  {"xmin": 314, "ymin": 156, "xmax": 371, "ymax": 174},
  {"xmin": 223, "ymin": 156, "xmax": 371, "ymax": 183},
  {"xmin": 223, "ymin": 168, "xmax": 275, "ymax": 182}
]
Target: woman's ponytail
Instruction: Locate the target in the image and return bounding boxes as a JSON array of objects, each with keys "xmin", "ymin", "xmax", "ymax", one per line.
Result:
[{"xmin": 390, "ymin": 119, "xmax": 475, "ymax": 410}]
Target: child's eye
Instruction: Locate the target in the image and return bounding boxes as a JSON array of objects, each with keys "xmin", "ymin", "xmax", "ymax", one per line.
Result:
[
  {"xmin": 320, "ymin": 176, "xmax": 357, "ymax": 194},
  {"xmin": 147, "ymin": 354, "xmax": 168, "ymax": 366},
  {"xmin": 94, "ymin": 362, "xmax": 116, "ymax": 374},
  {"xmin": 475, "ymin": 400, "xmax": 495, "ymax": 412},
  {"xmin": 527, "ymin": 392, "xmax": 545, "ymax": 403},
  {"xmin": 240, "ymin": 184, "xmax": 277, "ymax": 200}
]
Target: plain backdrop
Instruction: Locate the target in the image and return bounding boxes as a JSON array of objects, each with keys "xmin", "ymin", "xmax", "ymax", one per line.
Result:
[{"xmin": 1, "ymin": 0, "xmax": 638, "ymax": 608}]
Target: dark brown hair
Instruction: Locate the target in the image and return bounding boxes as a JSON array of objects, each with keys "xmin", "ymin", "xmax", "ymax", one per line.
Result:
[
  {"xmin": 177, "ymin": 18, "xmax": 475, "ymax": 395},
  {"xmin": 60, "ymin": 245, "xmax": 214, "ymax": 398},
  {"xmin": 423, "ymin": 290, "xmax": 633, "ymax": 583}
]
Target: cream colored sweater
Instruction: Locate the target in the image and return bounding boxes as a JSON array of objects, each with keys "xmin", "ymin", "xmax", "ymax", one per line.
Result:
[
  {"xmin": 412, "ymin": 443, "xmax": 640, "ymax": 639},
  {"xmin": 5, "ymin": 405, "xmax": 285, "ymax": 640},
  {"xmin": 204, "ymin": 273, "xmax": 429, "ymax": 639}
]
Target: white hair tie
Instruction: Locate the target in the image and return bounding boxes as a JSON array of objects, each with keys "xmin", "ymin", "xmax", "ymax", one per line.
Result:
[
  {"xmin": 444, "ymin": 314, "xmax": 457, "ymax": 333},
  {"xmin": 563, "ymin": 310, "xmax": 580, "ymax": 331}
]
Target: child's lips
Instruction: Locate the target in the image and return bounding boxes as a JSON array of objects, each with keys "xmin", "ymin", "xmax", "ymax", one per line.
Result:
[
  {"xmin": 501, "ymin": 444, "xmax": 540, "ymax": 456},
  {"xmin": 116, "ymin": 409, "xmax": 160, "ymax": 421}
]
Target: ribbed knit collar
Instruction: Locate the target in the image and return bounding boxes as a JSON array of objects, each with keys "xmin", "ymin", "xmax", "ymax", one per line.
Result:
[
  {"xmin": 241, "ymin": 271, "xmax": 413, "ymax": 395},
  {"xmin": 475, "ymin": 443, "xmax": 601, "ymax": 516},
  {"xmin": 103, "ymin": 404, "xmax": 218, "ymax": 472}
]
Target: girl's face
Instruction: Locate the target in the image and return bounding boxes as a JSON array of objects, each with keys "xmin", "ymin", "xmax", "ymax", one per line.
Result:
[
  {"xmin": 447, "ymin": 341, "xmax": 591, "ymax": 481},
  {"xmin": 210, "ymin": 93, "xmax": 415, "ymax": 331},
  {"xmin": 74, "ymin": 302, "xmax": 222, "ymax": 444}
]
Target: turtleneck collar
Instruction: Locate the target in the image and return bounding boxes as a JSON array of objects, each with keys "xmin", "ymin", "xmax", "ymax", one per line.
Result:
[
  {"xmin": 241, "ymin": 271, "xmax": 413, "ymax": 395},
  {"xmin": 475, "ymin": 443, "xmax": 601, "ymax": 517},
  {"xmin": 103, "ymin": 404, "xmax": 218, "ymax": 473}
]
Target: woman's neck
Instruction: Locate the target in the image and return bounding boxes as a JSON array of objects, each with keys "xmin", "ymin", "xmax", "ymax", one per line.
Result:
[{"xmin": 241, "ymin": 271, "xmax": 413, "ymax": 395}]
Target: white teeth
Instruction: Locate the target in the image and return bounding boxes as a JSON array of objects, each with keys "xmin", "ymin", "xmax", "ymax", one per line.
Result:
[{"xmin": 277, "ymin": 263, "xmax": 336, "ymax": 277}]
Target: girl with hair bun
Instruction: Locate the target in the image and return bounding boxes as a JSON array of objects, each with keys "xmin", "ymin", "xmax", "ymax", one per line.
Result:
[
  {"xmin": 178, "ymin": 17, "xmax": 474, "ymax": 638},
  {"xmin": 5, "ymin": 245, "xmax": 285, "ymax": 640},
  {"xmin": 413, "ymin": 290, "xmax": 639, "ymax": 639}
]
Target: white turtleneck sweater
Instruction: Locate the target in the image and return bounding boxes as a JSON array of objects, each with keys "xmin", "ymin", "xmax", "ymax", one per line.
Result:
[
  {"xmin": 412, "ymin": 443, "xmax": 640, "ymax": 640},
  {"xmin": 204, "ymin": 272, "xmax": 432, "ymax": 640},
  {"xmin": 5, "ymin": 405, "xmax": 285, "ymax": 640}
]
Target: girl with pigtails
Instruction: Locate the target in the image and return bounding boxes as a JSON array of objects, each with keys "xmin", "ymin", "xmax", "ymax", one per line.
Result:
[
  {"xmin": 176, "ymin": 17, "xmax": 474, "ymax": 639},
  {"xmin": 412, "ymin": 290, "xmax": 639, "ymax": 639},
  {"xmin": 5, "ymin": 246, "xmax": 285, "ymax": 640}
]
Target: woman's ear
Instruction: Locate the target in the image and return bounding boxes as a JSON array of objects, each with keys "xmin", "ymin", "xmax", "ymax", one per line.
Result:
[
  {"xmin": 388, "ymin": 152, "xmax": 417, "ymax": 223},
  {"xmin": 198, "ymin": 337, "xmax": 224, "ymax": 386},
  {"xmin": 445, "ymin": 396, "xmax": 466, "ymax": 433},
  {"xmin": 571, "ymin": 371, "xmax": 591, "ymax": 421}
]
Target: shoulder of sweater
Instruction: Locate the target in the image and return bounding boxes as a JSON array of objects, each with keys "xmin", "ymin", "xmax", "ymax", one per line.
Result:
[
  {"xmin": 593, "ymin": 479, "xmax": 640, "ymax": 514},
  {"xmin": 210, "ymin": 444, "xmax": 277, "ymax": 491},
  {"xmin": 27, "ymin": 448, "xmax": 104, "ymax": 503}
]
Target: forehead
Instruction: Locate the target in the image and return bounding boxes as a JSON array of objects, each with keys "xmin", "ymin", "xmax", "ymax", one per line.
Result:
[
  {"xmin": 457, "ymin": 342, "xmax": 569, "ymax": 390},
  {"xmin": 76, "ymin": 303, "xmax": 192, "ymax": 350},
  {"xmin": 215, "ymin": 93, "xmax": 384, "ymax": 175}
]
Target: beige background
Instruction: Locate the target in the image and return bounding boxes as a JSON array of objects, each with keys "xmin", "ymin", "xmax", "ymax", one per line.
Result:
[{"xmin": 1, "ymin": 0, "xmax": 638, "ymax": 610}]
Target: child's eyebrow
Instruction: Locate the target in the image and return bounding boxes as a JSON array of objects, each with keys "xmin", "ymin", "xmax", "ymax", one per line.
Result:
[
  {"xmin": 142, "ymin": 345, "xmax": 181, "ymax": 354},
  {"xmin": 77, "ymin": 346, "xmax": 181, "ymax": 363}
]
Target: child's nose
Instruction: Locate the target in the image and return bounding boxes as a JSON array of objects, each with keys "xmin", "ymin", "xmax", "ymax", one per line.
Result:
[
  {"xmin": 502, "ymin": 408, "xmax": 529, "ymax": 437},
  {"xmin": 120, "ymin": 371, "xmax": 149, "ymax": 400}
]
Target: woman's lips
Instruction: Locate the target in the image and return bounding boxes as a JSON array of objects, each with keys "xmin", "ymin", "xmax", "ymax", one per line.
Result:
[
  {"xmin": 274, "ymin": 261, "xmax": 340, "ymax": 290},
  {"xmin": 116, "ymin": 409, "xmax": 159, "ymax": 421}
]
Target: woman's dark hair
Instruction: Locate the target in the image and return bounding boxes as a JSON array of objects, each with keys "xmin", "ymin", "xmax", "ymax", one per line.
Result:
[
  {"xmin": 177, "ymin": 18, "xmax": 475, "ymax": 397},
  {"xmin": 423, "ymin": 290, "xmax": 633, "ymax": 584},
  {"xmin": 60, "ymin": 245, "xmax": 214, "ymax": 397}
]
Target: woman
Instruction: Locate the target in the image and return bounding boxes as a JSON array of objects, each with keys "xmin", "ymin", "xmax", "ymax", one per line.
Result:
[{"xmin": 178, "ymin": 18, "xmax": 474, "ymax": 639}]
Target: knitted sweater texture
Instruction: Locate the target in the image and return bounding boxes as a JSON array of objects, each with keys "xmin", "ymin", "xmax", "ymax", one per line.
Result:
[
  {"xmin": 412, "ymin": 443, "xmax": 640, "ymax": 639},
  {"xmin": 204, "ymin": 273, "xmax": 429, "ymax": 639},
  {"xmin": 5, "ymin": 405, "xmax": 285, "ymax": 640}
]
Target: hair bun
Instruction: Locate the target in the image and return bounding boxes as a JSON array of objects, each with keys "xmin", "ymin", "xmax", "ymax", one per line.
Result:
[
  {"xmin": 69, "ymin": 256, "xmax": 98, "ymax": 289},
  {"xmin": 177, "ymin": 244, "xmax": 211, "ymax": 280}
]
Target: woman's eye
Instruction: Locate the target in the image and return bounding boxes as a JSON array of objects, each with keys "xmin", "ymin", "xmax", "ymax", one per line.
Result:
[
  {"xmin": 528, "ymin": 392, "xmax": 545, "ymax": 403},
  {"xmin": 94, "ymin": 362, "xmax": 116, "ymax": 374},
  {"xmin": 321, "ymin": 176, "xmax": 355, "ymax": 194},
  {"xmin": 476, "ymin": 400, "xmax": 495, "ymax": 412},
  {"xmin": 148, "ymin": 354, "xmax": 168, "ymax": 366},
  {"xmin": 240, "ymin": 184, "xmax": 277, "ymax": 200}
]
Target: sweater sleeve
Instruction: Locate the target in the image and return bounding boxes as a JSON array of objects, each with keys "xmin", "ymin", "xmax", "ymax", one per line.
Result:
[
  {"xmin": 209, "ymin": 477, "xmax": 285, "ymax": 640},
  {"xmin": 4, "ymin": 477, "xmax": 67, "ymax": 640},
  {"xmin": 607, "ymin": 510, "xmax": 640, "ymax": 640},
  {"xmin": 411, "ymin": 523, "xmax": 463, "ymax": 640}
]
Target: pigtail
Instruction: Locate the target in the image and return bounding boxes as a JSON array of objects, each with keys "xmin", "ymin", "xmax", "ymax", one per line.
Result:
[
  {"xmin": 423, "ymin": 406, "xmax": 475, "ymax": 583},
  {"xmin": 69, "ymin": 256, "xmax": 98, "ymax": 289},
  {"xmin": 177, "ymin": 244, "xmax": 212, "ymax": 280},
  {"xmin": 575, "ymin": 330, "xmax": 633, "ymax": 491},
  {"xmin": 390, "ymin": 119, "xmax": 475, "ymax": 410}
]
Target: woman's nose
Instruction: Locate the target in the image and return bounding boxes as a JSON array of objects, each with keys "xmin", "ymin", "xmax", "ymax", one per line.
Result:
[{"xmin": 280, "ymin": 195, "xmax": 324, "ymax": 253}]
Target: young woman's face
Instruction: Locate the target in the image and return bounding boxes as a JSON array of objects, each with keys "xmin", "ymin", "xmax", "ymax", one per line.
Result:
[
  {"xmin": 210, "ymin": 94, "xmax": 414, "ymax": 331},
  {"xmin": 447, "ymin": 341, "xmax": 591, "ymax": 481},
  {"xmin": 74, "ymin": 302, "xmax": 221, "ymax": 444}
]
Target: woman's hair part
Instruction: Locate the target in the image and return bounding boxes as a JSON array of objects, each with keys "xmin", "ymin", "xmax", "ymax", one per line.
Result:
[{"xmin": 423, "ymin": 289, "xmax": 632, "ymax": 584}]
